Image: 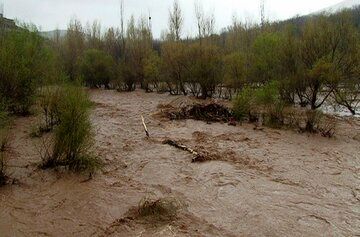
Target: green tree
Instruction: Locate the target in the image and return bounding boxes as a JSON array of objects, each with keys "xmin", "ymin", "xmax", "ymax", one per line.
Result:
[
  {"xmin": 64, "ymin": 18, "xmax": 85, "ymax": 81},
  {"xmin": 299, "ymin": 14, "xmax": 359, "ymax": 109},
  {"xmin": 80, "ymin": 49, "xmax": 115, "ymax": 88},
  {"xmin": 144, "ymin": 51, "xmax": 162, "ymax": 92},
  {"xmin": 161, "ymin": 41, "xmax": 188, "ymax": 95},
  {"xmin": 223, "ymin": 52, "xmax": 247, "ymax": 97},
  {"xmin": 249, "ymin": 32, "xmax": 282, "ymax": 85},
  {"xmin": 0, "ymin": 28, "xmax": 57, "ymax": 114},
  {"xmin": 187, "ymin": 43, "xmax": 223, "ymax": 99}
]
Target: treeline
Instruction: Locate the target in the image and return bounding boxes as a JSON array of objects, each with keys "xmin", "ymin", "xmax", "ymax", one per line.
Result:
[
  {"xmin": 44, "ymin": 2, "xmax": 360, "ymax": 114},
  {"xmin": 0, "ymin": 2, "xmax": 359, "ymax": 119}
]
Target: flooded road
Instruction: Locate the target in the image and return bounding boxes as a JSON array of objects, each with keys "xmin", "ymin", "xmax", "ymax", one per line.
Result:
[{"xmin": 1, "ymin": 89, "xmax": 359, "ymax": 236}]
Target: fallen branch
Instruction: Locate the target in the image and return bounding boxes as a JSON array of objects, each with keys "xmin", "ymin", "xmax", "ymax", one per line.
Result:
[
  {"xmin": 162, "ymin": 139, "xmax": 205, "ymax": 162},
  {"xmin": 141, "ymin": 116, "xmax": 149, "ymax": 138}
]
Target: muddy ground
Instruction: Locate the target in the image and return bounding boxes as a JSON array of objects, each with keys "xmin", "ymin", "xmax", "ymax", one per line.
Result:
[{"xmin": 0, "ymin": 89, "xmax": 359, "ymax": 237}]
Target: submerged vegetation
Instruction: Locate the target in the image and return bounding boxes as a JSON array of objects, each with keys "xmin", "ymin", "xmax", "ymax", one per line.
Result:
[
  {"xmin": 0, "ymin": 106, "xmax": 10, "ymax": 185},
  {"xmin": 40, "ymin": 85, "xmax": 100, "ymax": 172}
]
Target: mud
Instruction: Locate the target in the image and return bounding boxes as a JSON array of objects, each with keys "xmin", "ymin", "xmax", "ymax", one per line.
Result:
[{"xmin": 0, "ymin": 89, "xmax": 359, "ymax": 236}]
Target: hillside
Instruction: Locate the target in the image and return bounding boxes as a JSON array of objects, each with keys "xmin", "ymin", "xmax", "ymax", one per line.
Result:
[
  {"xmin": 39, "ymin": 29, "xmax": 67, "ymax": 39},
  {"xmin": 318, "ymin": 0, "xmax": 360, "ymax": 13}
]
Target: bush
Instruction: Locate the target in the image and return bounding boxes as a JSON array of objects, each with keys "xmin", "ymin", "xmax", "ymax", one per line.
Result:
[
  {"xmin": 233, "ymin": 87, "xmax": 254, "ymax": 121},
  {"xmin": 0, "ymin": 129, "xmax": 9, "ymax": 152},
  {"xmin": 0, "ymin": 106, "xmax": 9, "ymax": 186},
  {"xmin": 254, "ymin": 82, "xmax": 286, "ymax": 127},
  {"xmin": 233, "ymin": 82, "xmax": 286, "ymax": 127},
  {"xmin": 254, "ymin": 81, "xmax": 280, "ymax": 106},
  {"xmin": 0, "ymin": 152, "xmax": 7, "ymax": 186},
  {"xmin": 0, "ymin": 29, "xmax": 57, "ymax": 115},
  {"xmin": 0, "ymin": 106, "xmax": 10, "ymax": 152},
  {"xmin": 318, "ymin": 116, "xmax": 336, "ymax": 138},
  {"xmin": 304, "ymin": 110, "xmax": 323, "ymax": 133},
  {"xmin": 41, "ymin": 85, "xmax": 100, "ymax": 172},
  {"xmin": 80, "ymin": 49, "xmax": 115, "ymax": 88},
  {"xmin": 31, "ymin": 86, "xmax": 63, "ymax": 138},
  {"xmin": 38, "ymin": 86, "xmax": 63, "ymax": 131},
  {"xmin": 137, "ymin": 196, "xmax": 182, "ymax": 221},
  {"xmin": 266, "ymin": 101, "xmax": 286, "ymax": 128}
]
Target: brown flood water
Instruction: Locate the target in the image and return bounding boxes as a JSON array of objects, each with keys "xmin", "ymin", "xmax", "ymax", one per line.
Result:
[{"xmin": 0, "ymin": 89, "xmax": 359, "ymax": 236}]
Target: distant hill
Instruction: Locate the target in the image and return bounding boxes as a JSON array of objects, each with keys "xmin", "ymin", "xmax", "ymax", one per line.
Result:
[
  {"xmin": 39, "ymin": 30, "xmax": 67, "ymax": 39},
  {"xmin": 0, "ymin": 16, "xmax": 17, "ymax": 30},
  {"xmin": 277, "ymin": 3, "xmax": 360, "ymax": 33},
  {"xmin": 316, "ymin": 0, "xmax": 360, "ymax": 13}
]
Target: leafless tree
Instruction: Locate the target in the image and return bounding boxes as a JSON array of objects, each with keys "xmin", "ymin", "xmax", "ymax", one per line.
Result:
[
  {"xmin": 194, "ymin": 1, "xmax": 215, "ymax": 43},
  {"xmin": 169, "ymin": 0, "xmax": 183, "ymax": 41}
]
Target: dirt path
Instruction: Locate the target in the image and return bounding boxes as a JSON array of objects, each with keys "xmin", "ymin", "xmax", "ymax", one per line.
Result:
[{"xmin": 1, "ymin": 89, "xmax": 359, "ymax": 236}]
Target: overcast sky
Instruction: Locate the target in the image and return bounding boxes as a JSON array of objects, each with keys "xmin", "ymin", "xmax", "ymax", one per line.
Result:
[{"xmin": 2, "ymin": 0, "xmax": 343, "ymax": 37}]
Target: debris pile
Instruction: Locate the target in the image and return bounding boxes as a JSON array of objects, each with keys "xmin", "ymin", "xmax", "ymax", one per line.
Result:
[{"xmin": 157, "ymin": 97, "xmax": 233, "ymax": 122}]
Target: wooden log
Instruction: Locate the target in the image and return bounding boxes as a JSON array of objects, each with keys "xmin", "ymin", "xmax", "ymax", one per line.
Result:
[
  {"xmin": 162, "ymin": 139, "xmax": 205, "ymax": 162},
  {"xmin": 141, "ymin": 116, "xmax": 149, "ymax": 137}
]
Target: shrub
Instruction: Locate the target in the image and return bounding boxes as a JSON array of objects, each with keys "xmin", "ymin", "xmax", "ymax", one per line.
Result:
[
  {"xmin": 38, "ymin": 86, "xmax": 63, "ymax": 131},
  {"xmin": 0, "ymin": 152, "xmax": 7, "ymax": 186},
  {"xmin": 41, "ymin": 85, "xmax": 100, "ymax": 172},
  {"xmin": 80, "ymin": 49, "xmax": 115, "ymax": 88},
  {"xmin": 233, "ymin": 87, "xmax": 254, "ymax": 121},
  {"xmin": 0, "ymin": 106, "xmax": 9, "ymax": 186},
  {"xmin": 137, "ymin": 196, "xmax": 182, "ymax": 221},
  {"xmin": 254, "ymin": 81, "xmax": 280, "ymax": 106},
  {"xmin": 0, "ymin": 29, "xmax": 57, "ymax": 115},
  {"xmin": 318, "ymin": 115, "xmax": 337, "ymax": 137},
  {"xmin": 233, "ymin": 82, "xmax": 287, "ymax": 127},
  {"xmin": 304, "ymin": 110, "xmax": 323, "ymax": 133},
  {"xmin": 0, "ymin": 129, "xmax": 9, "ymax": 152},
  {"xmin": 0, "ymin": 106, "xmax": 10, "ymax": 152},
  {"xmin": 266, "ymin": 101, "xmax": 286, "ymax": 128}
]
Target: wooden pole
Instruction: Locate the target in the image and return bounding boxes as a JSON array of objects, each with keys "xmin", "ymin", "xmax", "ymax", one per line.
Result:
[{"xmin": 141, "ymin": 116, "xmax": 149, "ymax": 137}]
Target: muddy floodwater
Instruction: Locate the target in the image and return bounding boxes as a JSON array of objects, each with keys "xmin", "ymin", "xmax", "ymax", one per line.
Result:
[{"xmin": 1, "ymin": 90, "xmax": 360, "ymax": 236}]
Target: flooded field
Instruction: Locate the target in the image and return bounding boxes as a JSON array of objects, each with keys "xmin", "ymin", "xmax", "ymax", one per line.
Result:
[{"xmin": 1, "ymin": 89, "xmax": 360, "ymax": 236}]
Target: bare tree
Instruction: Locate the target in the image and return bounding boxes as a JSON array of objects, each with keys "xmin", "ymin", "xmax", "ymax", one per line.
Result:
[
  {"xmin": 120, "ymin": 0, "xmax": 125, "ymax": 59},
  {"xmin": 169, "ymin": 0, "xmax": 183, "ymax": 41},
  {"xmin": 85, "ymin": 20, "xmax": 102, "ymax": 49},
  {"xmin": 260, "ymin": 0, "xmax": 265, "ymax": 27},
  {"xmin": 194, "ymin": 1, "xmax": 215, "ymax": 43},
  {"xmin": 202, "ymin": 11, "xmax": 215, "ymax": 38},
  {"xmin": 194, "ymin": 0, "xmax": 204, "ymax": 42}
]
